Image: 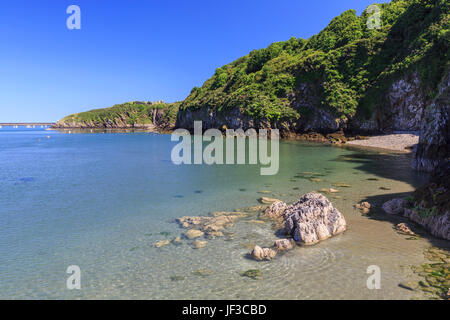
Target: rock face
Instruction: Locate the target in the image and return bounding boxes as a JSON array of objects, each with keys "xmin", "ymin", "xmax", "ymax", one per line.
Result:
[
  {"xmin": 403, "ymin": 209, "xmax": 450, "ymax": 240},
  {"xmin": 283, "ymin": 193, "xmax": 347, "ymax": 245},
  {"xmin": 413, "ymin": 70, "xmax": 450, "ymax": 172},
  {"xmin": 383, "ymin": 73, "xmax": 426, "ymax": 131}
]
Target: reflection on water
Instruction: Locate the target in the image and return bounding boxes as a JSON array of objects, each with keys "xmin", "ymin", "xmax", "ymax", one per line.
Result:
[{"xmin": 0, "ymin": 128, "xmax": 434, "ymax": 299}]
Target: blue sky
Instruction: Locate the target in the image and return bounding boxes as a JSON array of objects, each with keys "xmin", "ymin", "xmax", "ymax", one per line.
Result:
[{"xmin": 0, "ymin": 0, "xmax": 382, "ymax": 122}]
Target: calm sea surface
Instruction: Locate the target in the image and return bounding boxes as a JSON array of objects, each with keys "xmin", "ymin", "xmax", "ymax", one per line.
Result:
[{"xmin": 0, "ymin": 127, "xmax": 432, "ymax": 299}]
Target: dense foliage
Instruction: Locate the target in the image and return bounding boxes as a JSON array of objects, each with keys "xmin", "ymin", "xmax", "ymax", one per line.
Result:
[
  {"xmin": 59, "ymin": 101, "xmax": 180, "ymax": 127},
  {"xmin": 180, "ymin": 0, "xmax": 449, "ymax": 123},
  {"xmin": 58, "ymin": 0, "xmax": 449, "ymax": 129}
]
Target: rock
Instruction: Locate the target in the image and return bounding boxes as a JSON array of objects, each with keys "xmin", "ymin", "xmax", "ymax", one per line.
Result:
[
  {"xmin": 404, "ymin": 208, "xmax": 450, "ymax": 240},
  {"xmin": 210, "ymin": 211, "xmax": 245, "ymax": 217},
  {"xmin": 261, "ymin": 201, "xmax": 287, "ymax": 219},
  {"xmin": 355, "ymin": 202, "xmax": 371, "ymax": 210},
  {"xmin": 172, "ymin": 236, "xmax": 182, "ymax": 245},
  {"xmin": 177, "ymin": 215, "xmax": 239, "ymax": 237},
  {"xmin": 250, "ymin": 245, "xmax": 277, "ymax": 261},
  {"xmin": 206, "ymin": 231, "xmax": 224, "ymax": 239},
  {"xmin": 184, "ymin": 229, "xmax": 204, "ymax": 239},
  {"xmin": 284, "ymin": 192, "xmax": 347, "ymax": 245},
  {"xmin": 192, "ymin": 269, "xmax": 213, "ymax": 277},
  {"xmin": 176, "ymin": 216, "xmax": 209, "ymax": 228},
  {"xmin": 355, "ymin": 202, "xmax": 371, "ymax": 214},
  {"xmin": 382, "ymin": 198, "xmax": 405, "ymax": 215},
  {"xmin": 413, "ymin": 70, "xmax": 450, "ymax": 172},
  {"xmin": 395, "ymin": 223, "xmax": 416, "ymax": 236},
  {"xmin": 170, "ymin": 275, "xmax": 185, "ymax": 281},
  {"xmin": 259, "ymin": 197, "xmax": 281, "ymax": 204},
  {"xmin": 274, "ymin": 239, "xmax": 295, "ymax": 251},
  {"xmin": 153, "ymin": 240, "xmax": 171, "ymax": 248},
  {"xmin": 333, "ymin": 183, "xmax": 351, "ymax": 188},
  {"xmin": 193, "ymin": 239, "xmax": 207, "ymax": 249},
  {"xmin": 319, "ymin": 188, "xmax": 339, "ymax": 194},
  {"xmin": 240, "ymin": 269, "xmax": 262, "ymax": 279}
]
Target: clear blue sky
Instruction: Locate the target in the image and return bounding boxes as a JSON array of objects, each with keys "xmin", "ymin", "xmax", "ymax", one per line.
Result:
[{"xmin": 0, "ymin": 0, "xmax": 382, "ymax": 122}]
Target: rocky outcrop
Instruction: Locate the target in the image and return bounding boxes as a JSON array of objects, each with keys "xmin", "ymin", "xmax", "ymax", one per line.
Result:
[
  {"xmin": 382, "ymin": 162, "xmax": 450, "ymax": 241},
  {"xmin": 403, "ymin": 209, "xmax": 449, "ymax": 240},
  {"xmin": 283, "ymin": 192, "xmax": 346, "ymax": 245},
  {"xmin": 413, "ymin": 70, "xmax": 450, "ymax": 172}
]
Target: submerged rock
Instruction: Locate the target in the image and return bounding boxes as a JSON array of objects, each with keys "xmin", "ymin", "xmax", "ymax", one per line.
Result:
[
  {"xmin": 274, "ymin": 239, "xmax": 295, "ymax": 251},
  {"xmin": 240, "ymin": 269, "xmax": 262, "ymax": 279},
  {"xmin": 382, "ymin": 198, "xmax": 406, "ymax": 215},
  {"xmin": 153, "ymin": 240, "xmax": 171, "ymax": 248},
  {"xmin": 177, "ymin": 214, "xmax": 239, "ymax": 238},
  {"xmin": 184, "ymin": 229, "xmax": 204, "ymax": 239},
  {"xmin": 284, "ymin": 192, "xmax": 347, "ymax": 245},
  {"xmin": 193, "ymin": 239, "xmax": 207, "ymax": 249},
  {"xmin": 250, "ymin": 245, "xmax": 277, "ymax": 261},
  {"xmin": 258, "ymin": 197, "xmax": 281, "ymax": 204}
]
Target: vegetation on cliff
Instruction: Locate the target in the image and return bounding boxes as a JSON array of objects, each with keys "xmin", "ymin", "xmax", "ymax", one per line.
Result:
[
  {"xmin": 180, "ymin": 0, "xmax": 449, "ymax": 125},
  {"xmin": 56, "ymin": 101, "xmax": 180, "ymax": 129},
  {"xmin": 56, "ymin": 0, "xmax": 449, "ymax": 131}
]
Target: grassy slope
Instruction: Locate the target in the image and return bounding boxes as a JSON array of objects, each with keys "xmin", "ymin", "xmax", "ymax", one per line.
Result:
[{"xmin": 57, "ymin": 101, "xmax": 180, "ymax": 127}]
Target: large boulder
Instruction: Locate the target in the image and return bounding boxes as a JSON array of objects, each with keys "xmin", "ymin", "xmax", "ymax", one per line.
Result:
[{"xmin": 283, "ymin": 192, "xmax": 347, "ymax": 245}]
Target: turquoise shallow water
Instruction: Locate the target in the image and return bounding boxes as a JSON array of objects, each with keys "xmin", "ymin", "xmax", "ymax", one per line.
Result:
[{"xmin": 0, "ymin": 127, "xmax": 432, "ymax": 299}]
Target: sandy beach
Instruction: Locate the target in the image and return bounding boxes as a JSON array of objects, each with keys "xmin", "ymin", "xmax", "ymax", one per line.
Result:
[{"xmin": 346, "ymin": 131, "xmax": 420, "ymax": 152}]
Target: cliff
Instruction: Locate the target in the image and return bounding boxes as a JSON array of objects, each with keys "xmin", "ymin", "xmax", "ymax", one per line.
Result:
[
  {"xmin": 177, "ymin": 0, "xmax": 449, "ymax": 135},
  {"xmin": 413, "ymin": 70, "xmax": 450, "ymax": 172},
  {"xmin": 53, "ymin": 101, "xmax": 180, "ymax": 132},
  {"xmin": 56, "ymin": 0, "xmax": 449, "ymax": 136}
]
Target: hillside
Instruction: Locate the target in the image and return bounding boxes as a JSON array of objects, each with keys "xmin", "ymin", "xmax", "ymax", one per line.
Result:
[
  {"xmin": 54, "ymin": 101, "xmax": 180, "ymax": 131},
  {"xmin": 177, "ymin": 0, "xmax": 449, "ymax": 134},
  {"xmin": 55, "ymin": 0, "xmax": 449, "ymax": 136}
]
